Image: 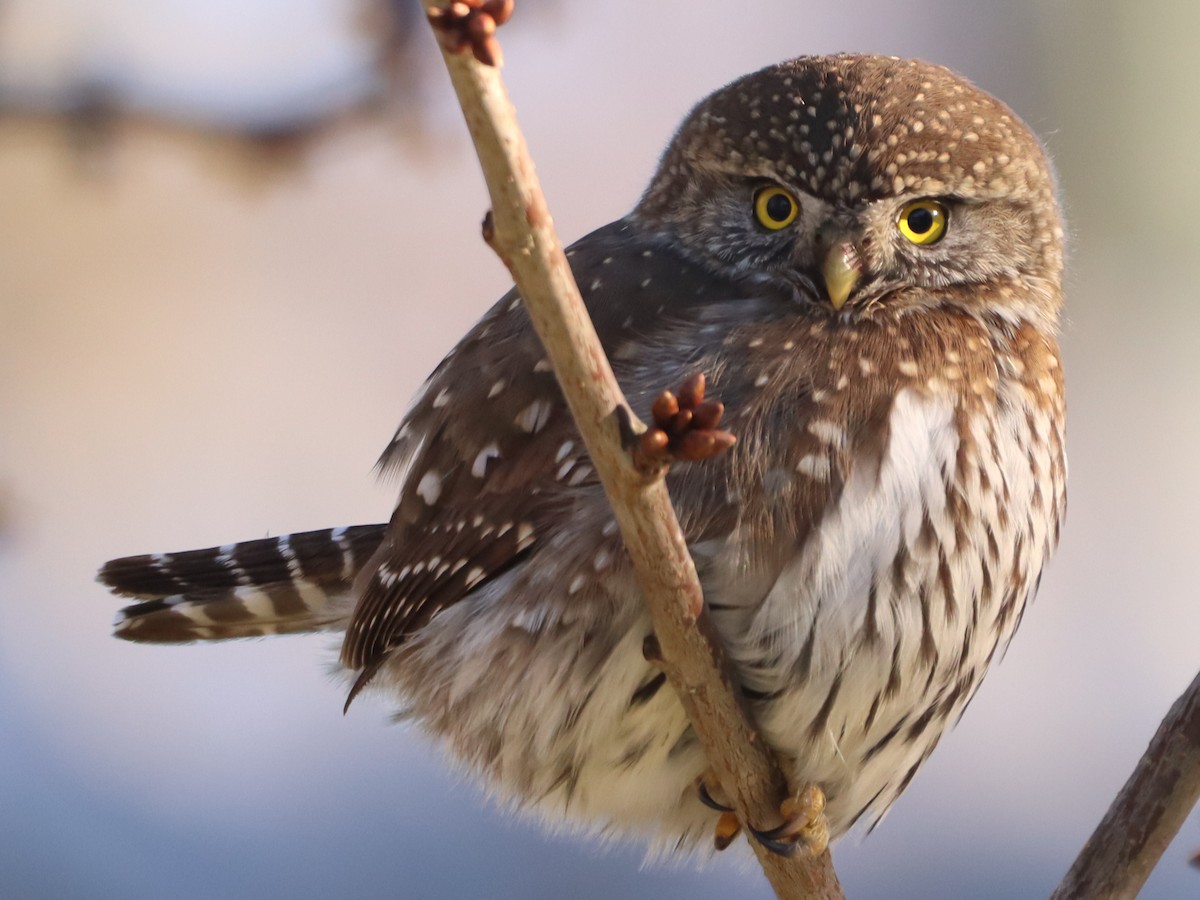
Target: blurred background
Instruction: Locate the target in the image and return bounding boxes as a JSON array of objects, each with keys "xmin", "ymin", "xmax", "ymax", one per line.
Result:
[{"xmin": 1, "ymin": 1, "xmax": 1198, "ymax": 898}]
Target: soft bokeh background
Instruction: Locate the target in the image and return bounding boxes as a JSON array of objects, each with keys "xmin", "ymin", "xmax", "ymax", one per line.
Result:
[{"xmin": 2, "ymin": 2, "xmax": 1198, "ymax": 898}]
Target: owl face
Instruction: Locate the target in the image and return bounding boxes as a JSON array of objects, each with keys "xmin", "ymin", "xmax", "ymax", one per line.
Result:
[{"xmin": 635, "ymin": 54, "xmax": 1064, "ymax": 325}]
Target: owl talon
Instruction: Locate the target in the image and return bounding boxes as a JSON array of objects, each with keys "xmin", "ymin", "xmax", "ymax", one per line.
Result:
[
  {"xmin": 697, "ymin": 779, "xmax": 733, "ymax": 812},
  {"xmin": 635, "ymin": 373, "xmax": 736, "ymax": 468},
  {"xmin": 749, "ymin": 826, "xmax": 801, "ymax": 857},
  {"xmin": 713, "ymin": 811, "xmax": 742, "ymax": 851},
  {"xmin": 642, "ymin": 633, "xmax": 663, "ymax": 664},
  {"xmin": 748, "ymin": 785, "xmax": 829, "ymax": 857}
]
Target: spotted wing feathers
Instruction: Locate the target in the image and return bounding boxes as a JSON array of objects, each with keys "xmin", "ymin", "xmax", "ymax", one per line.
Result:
[{"xmin": 341, "ymin": 220, "xmax": 739, "ymax": 682}]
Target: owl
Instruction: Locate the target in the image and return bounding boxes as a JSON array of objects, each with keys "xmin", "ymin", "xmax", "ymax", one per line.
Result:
[{"xmin": 100, "ymin": 54, "xmax": 1066, "ymax": 855}]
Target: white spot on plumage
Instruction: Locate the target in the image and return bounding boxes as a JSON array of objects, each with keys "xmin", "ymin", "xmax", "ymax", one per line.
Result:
[
  {"xmin": 472, "ymin": 443, "xmax": 500, "ymax": 478},
  {"xmin": 556, "ymin": 459, "xmax": 576, "ymax": 481},
  {"xmin": 488, "ymin": 380, "xmax": 506, "ymax": 398},
  {"xmin": 568, "ymin": 465, "xmax": 592, "ymax": 486},
  {"xmin": 898, "ymin": 360, "xmax": 919, "ymax": 377},
  {"xmin": 515, "ymin": 399, "xmax": 553, "ymax": 433},
  {"xmin": 796, "ymin": 454, "xmax": 831, "ymax": 480},
  {"xmin": 555, "ymin": 441, "xmax": 574, "ymax": 463},
  {"xmin": 417, "ymin": 470, "xmax": 443, "ymax": 505},
  {"xmin": 593, "ymin": 548, "xmax": 611, "ymax": 571},
  {"xmin": 516, "ymin": 522, "xmax": 535, "ymax": 549},
  {"xmin": 465, "ymin": 567, "xmax": 485, "ymax": 588},
  {"xmin": 568, "ymin": 575, "xmax": 586, "ymax": 594},
  {"xmin": 277, "ymin": 536, "xmax": 302, "ymax": 579},
  {"xmin": 511, "ymin": 607, "xmax": 550, "ymax": 634},
  {"xmin": 534, "ymin": 358, "xmax": 553, "ymax": 373},
  {"xmin": 807, "ymin": 420, "xmax": 844, "ymax": 444},
  {"xmin": 433, "ymin": 388, "xmax": 451, "ymax": 408},
  {"xmin": 755, "ymin": 373, "xmax": 769, "ymax": 387}
]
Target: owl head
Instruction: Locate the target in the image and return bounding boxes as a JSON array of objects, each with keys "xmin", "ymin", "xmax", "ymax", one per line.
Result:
[{"xmin": 634, "ymin": 54, "xmax": 1064, "ymax": 327}]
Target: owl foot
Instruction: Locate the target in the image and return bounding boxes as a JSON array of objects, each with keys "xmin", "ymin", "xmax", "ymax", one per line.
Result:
[
  {"xmin": 748, "ymin": 785, "xmax": 830, "ymax": 857},
  {"xmin": 632, "ymin": 373, "xmax": 736, "ymax": 470},
  {"xmin": 697, "ymin": 775, "xmax": 742, "ymax": 851}
]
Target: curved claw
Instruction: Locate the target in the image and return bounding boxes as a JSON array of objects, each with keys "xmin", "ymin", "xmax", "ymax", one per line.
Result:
[
  {"xmin": 746, "ymin": 785, "xmax": 830, "ymax": 857},
  {"xmin": 749, "ymin": 824, "xmax": 801, "ymax": 857},
  {"xmin": 698, "ymin": 781, "xmax": 733, "ymax": 813}
]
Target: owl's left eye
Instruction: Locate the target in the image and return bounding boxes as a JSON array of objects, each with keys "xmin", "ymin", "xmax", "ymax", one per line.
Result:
[
  {"xmin": 753, "ymin": 186, "xmax": 800, "ymax": 230},
  {"xmin": 897, "ymin": 199, "xmax": 949, "ymax": 245}
]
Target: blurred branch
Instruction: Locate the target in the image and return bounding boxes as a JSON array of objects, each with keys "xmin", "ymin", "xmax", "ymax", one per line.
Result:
[
  {"xmin": 1052, "ymin": 668, "xmax": 1200, "ymax": 900},
  {"xmin": 0, "ymin": 1, "xmax": 433, "ymax": 182},
  {"xmin": 423, "ymin": 4, "xmax": 842, "ymax": 898}
]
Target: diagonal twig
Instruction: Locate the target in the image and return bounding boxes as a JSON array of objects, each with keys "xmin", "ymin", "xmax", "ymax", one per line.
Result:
[
  {"xmin": 1052, "ymin": 668, "xmax": 1200, "ymax": 900},
  {"xmin": 421, "ymin": 3, "xmax": 843, "ymax": 898}
]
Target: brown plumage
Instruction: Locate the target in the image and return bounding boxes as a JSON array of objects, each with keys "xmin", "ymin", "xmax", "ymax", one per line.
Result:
[{"xmin": 100, "ymin": 54, "xmax": 1065, "ymax": 853}]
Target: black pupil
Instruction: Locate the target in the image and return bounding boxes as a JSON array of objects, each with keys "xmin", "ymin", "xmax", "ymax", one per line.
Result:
[
  {"xmin": 907, "ymin": 206, "xmax": 935, "ymax": 234},
  {"xmin": 765, "ymin": 192, "xmax": 794, "ymax": 222}
]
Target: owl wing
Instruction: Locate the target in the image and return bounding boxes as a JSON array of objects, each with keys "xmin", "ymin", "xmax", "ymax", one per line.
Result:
[{"xmin": 340, "ymin": 220, "xmax": 761, "ymax": 703}]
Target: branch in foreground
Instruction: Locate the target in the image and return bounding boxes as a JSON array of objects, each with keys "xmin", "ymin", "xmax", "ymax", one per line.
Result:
[
  {"xmin": 422, "ymin": 6, "xmax": 842, "ymax": 899},
  {"xmin": 1052, "ymin": 668, "xmax": 1200, "ymax": 900}
]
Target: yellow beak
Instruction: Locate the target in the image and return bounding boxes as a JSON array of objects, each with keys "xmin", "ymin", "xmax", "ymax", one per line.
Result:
[{"xmin": 821, "ymin": 241, "xmax": 862, "ymax": 310}]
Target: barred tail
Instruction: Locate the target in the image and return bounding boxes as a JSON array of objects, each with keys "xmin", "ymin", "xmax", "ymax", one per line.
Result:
[{"xmin": 100, "ymin": 525, "xmax": 387, "ymax": 644}]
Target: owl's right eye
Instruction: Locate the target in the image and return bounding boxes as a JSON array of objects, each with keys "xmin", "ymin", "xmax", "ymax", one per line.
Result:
[
  {"xmin": 897, "ymin": 199, "xmax": 949, "ymax": 245},
  {"xmin": 753, "ymin": 186, "xmax": 800, "ymax": 230}
]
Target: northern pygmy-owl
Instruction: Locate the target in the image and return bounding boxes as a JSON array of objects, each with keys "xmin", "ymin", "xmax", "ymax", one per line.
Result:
[{"xmin": 101, "ymin": 54, "xmax": 1065, "ymax": 853}]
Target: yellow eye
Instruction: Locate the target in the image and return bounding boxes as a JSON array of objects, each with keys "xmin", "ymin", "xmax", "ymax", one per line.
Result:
[
  {"xmin": 897, "ymin": 199, "xmax": 948, "ymax": 245},
  {"xmin": 754, "ymin": 186, "xmax": 800, "ymax": 230}
]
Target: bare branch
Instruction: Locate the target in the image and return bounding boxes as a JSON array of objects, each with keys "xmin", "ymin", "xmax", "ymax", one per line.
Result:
[
  {"xmin": 1052, "ymin": 668, "xmax": 1200, "ymax": 900},
  {"xmin": 421, "ymin": 5, "xmax": 843, "ymax": 898}
]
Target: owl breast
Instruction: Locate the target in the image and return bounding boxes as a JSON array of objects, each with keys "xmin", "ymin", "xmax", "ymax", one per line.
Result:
[
  {"xmin": 738, "ymin": 330, "xmax": 1066, "ymax": 835},
  {"xmin": 381, "ymin": 312, "xmax": 1065, "ymax": 851}
]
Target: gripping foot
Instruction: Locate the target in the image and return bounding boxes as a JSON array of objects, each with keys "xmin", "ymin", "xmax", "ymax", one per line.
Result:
[{"xmin": 748, "ymin": 785, "xmax": 830, "ymax": 857}]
